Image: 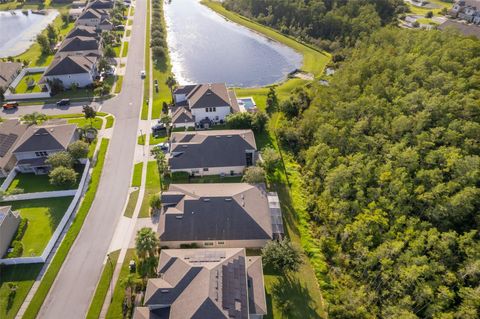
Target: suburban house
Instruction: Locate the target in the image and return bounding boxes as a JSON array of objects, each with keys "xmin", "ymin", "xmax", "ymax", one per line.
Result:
[
  {"xmin": 0, "ymin": 120, "xmax": 29, "ymax": 178},
  {"xmin": 66, "ymin": 25, "xmax": 100, "ymax": 40},
  {"xmin": 69, "ymin": 7, "xmax": 85, "ymax": 20},
  {"xmin": 56, "ymin": 36, "xmax": 102, "ymax": 58},
  {"xmin": 0, "ymin": 206, "xmax": 20, "ymax": 258},
  {"xmin": 170, "ymin": 106, "xmax": 195, "ymax": 129},
  {"xmin": 133, "ymin": 248, "xmax": 267, "ymax": 319},
  {"xmin": 76, "ymin": 8, "xmax": 109, "ymax": 27},
  {"xmin": 0, "ymin": 61, "xmax": 22, "ymax": 91},
  {"xmin": 168, "ymin": 130, "xmax": 257, "ymax": 176},
  {"xmin": 12, "ymin": 123, "xmax": 79, "ymax": 175},
  {"xmin": 172, "ymin": 83, "xmax": 240, "ymax": 128},
  {"xmin": 158, "ymin": 183, "xmax": 284, "ymax": 248},
  {"xmin": 87, "ymin": 0, "xmax": 114, "ymax": 10},
  {"xmin": 450, "ymin": 0, "xmax": 480, "ymax": 24},
  {"xmin": 98, "ymin": 17, "xmax": 114, "ymax": 31},
  {"xmin": 42, "ymin": 55, "xmax": 98, "ymax": 88}
]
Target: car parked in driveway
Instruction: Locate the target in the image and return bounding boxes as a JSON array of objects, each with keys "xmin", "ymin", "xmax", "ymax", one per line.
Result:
[
  {"xmin": 2, "ymin": 101, "xmax": 19, "ymax": 109},
  {"xmin": 56, "ymin": 99, "xmax": 71, "ymax": 106},
  {"xmin": 153, "ymin": 142, "xmax": 169, "ymax": 151}
]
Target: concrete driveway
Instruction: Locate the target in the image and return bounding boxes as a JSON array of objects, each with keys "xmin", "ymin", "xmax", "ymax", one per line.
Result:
[{"xmin": 36, "ymin": 0, "xmax": 147, "ymax": 317}]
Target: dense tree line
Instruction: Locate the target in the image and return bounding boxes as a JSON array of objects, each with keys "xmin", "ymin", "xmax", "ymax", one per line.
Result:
[
  {"xmin": 277, "ymin": 28, "xmax": 480, "ymax": 318},
  {"xmin": 151, "ymin": 0, "xmax": 168, "ymax": 61},
  {"xmin": 223, "ymin": 0, "xmax": 406, "ymax": 50}
]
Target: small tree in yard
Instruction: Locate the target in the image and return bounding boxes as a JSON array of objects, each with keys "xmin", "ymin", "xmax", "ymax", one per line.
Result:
[
  {"xmin": 83, "ymin": 105, "xmax": 96, "ymax": 125},
  {"xmin": 266, "ymin": 86, "xmax": 279, "ymax": 114},
  {"xmin": 135, "ymin": 227, "xmax": 159, "ymax": 259},
  {"xmin": 262, "ymin": 239, "xmax": 302, "ymax": 273},
  {"xmin": 21, "ymin": 112, "xmax": 47, "ymax": 125},
  {"xmin": 49, "ymin": 166, "xmax": 78, "ymax": 187},
  {"xmin": 68, "ymin": 140, "xmax": 90, "ymax": 160},
  {"xmin": 103, "ymin": 45, "xmax": 116, "ymax": 58},
  {"xmin": 165, "ymin": 75, "xmax": 176, "ymax": 101},
  {"xmin": 46, "ymin": 151, "xmax": 74, "ymax": 169},
  {"xmin": 37, "ymin": 34, "xmax": 51, "ymax": 55},
  {"xmin": 150, "ymin": 194, "xmax": 162, "ymax": 215},
  {"xmin": 151, "ymin": 148, "xmax": 167, "ymax": 190},
  {"xmin": 242, "ymin": 166, "xmax": 265, "ymax": 184},
  {"xmin": 261, "ymin": 147, "xmax": 280, "ymax": 175}
]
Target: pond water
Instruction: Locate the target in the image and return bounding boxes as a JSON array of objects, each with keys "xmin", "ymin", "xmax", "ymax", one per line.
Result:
[
  {"xmin": 164, "ymin": 0, "xmax": 303, "ymax": 87},
  {"xmin": 0, "ymin": 10, "xmax": 58, "ymax": 58}
]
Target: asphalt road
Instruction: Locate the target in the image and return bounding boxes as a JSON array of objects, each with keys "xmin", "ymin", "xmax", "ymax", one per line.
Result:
[
  {"xmin": 37, "ymin": 0, "xmax": 147, "ymax": 317},
  {"xmin": 1, "ymin": 101, "xmax": 102, "ymax": 118}
]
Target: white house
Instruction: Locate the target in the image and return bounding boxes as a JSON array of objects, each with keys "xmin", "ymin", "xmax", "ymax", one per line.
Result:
[
  {"xmin": 0, "ymin": 206, "xmax": 20, "ymax": 258},
  {"xmin": 168, "ymin": 130, "xmax": 257, "ymax": 176},
  {"xmin": 172, "ymin": 83, "xmax": 240, "ymax": 128},
  {"xmin": 42, "ymin": 55, "xmax": 97, "ymax": 88},
  {"xmin": 12, "ymin": 123, "xmax": 79, "ymax": 175}
]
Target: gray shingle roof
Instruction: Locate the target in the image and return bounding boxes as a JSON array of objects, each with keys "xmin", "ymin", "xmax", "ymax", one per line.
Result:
[
  {"xmin": 168, "ymin": 130, "xmax": 256, "ymax": 170},
  {"xmin": 44, "ymin": 55, "xmax": 97, "ymax": 76},
  {"xmin": 186, "ymin": 83, "xmax": 233, "ymax": 109},
  {"xmin": 87, "ymin": 0, "xmax": 114, "ymax": 9},
  {"xmin": 57, "ymin": 36, "xmax": 100, "ymax": 53},
  {"xmin": 78, "ymin": 8, "xmax": 102, "ymax": 19},
  {"xmin": 0, "ymin": 120, "xmax": 29, "ymax": 169},
  {"xmin": 171, "ymin": 107, "xmax": 195, "ymax": 125},
  {"xmin": 66, "ymin": 25, "xmax": 99, "ymax": 39},
  {"xmin": 13, "ymin": 124, "xmax": 77, "ymax": 153},
  {"xmin": 158, "ymin": 183, "xmax": 272, "ymax": 242},
  {"xmin": 137, "ymin": 248, "xmax": 266, "ymax": 319},
  {"xmin": 0, "ymin": 62, "xmax": 22, "ymax": 89}
]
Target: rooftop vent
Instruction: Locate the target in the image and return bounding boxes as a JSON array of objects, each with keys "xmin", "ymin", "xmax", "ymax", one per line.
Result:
[
  {"xmin": 161, "ymin": 290, "xmax": 169, "ymax": 293},
  {"xmin": 225, "ymin": 198, "xmax": 232, "ymax": 202},
  {"xmin": 203, "ymin": 198, "xmax": 210, "ymax": 202},
  {"xmin": 227, "ymin": 135, "xmax": 232, "ymax": 138},
  {"xmin": 175, "ymin": 216, "xmax": 183, "ymax": 219}
]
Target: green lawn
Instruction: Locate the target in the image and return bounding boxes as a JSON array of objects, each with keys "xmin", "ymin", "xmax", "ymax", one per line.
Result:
[
  {"xmin": 139, "ymin": 161, "xmax": 160, "ymax": 218},
  {"xmin": 113, "ymin": 45, "xmax": 121, "ymax": 57},
  {"xmin": 151, "ymin": 0, "xmax": 173, "ymax": 119},
  {"xmin": 114, "ymin": 76, "xmax": 124, "ymax": 94},
  {"xmin": 86, "ymin": 250, "xmax": 120, "ymax": 319},
  {"xmin": 23, "ymin": 139, "xmax": 110, "ymax": 319},
  {"xmin": 8, "ymin": 166, "xmax": 83, "ymax": 193},
  {"xmin": 406, "ymin": 0, "xmax": 452, "ymax": 16},
  {"xmin": 0, "ymin": 263, "xmax": 43, "ymax": 319},
  {"xmin": 121, "ymin": 42, "xmax": 129, "ymax": 58},
  {"xmin": 126, "ymin": 29, "xmax": 131, "ymax": 37},
  {"xmin": 131, "ymin": 162, "xmax": 143, "ymax": 187},
  {"xmin": 142, "ymin": 0, "xmax": 151, "ymax": 120},
  {"xmin": 127, "ymin": 19, "xmax": 133, "ymax": 26},
  {"xmin": 105, "ymin": 249, "xmax": 137, "ymax": 319},
  {"xmin": 123, "ymin": 190, "xmax": 140, "ymax": 218},
  {"xmin": 105, "ymin": 115, "xmax": 115, "ymax": 129},
  {"xmin": 15, "ymin": 16, "xmax": 75, "ymax": 67},
  {"xmin": 138, "ymin": 132, "xmax": 167, "ymax": 145},
  {"xmin": 3, "ymin": 197, "xmax": 73, "ymax": 257},
  {"xmin": 14, "ymin": 73, "xmax": 44, "ymax": 93},
  {"xmin": 67, "ymin": 117, "xmax": 103, "ymax": 130}
]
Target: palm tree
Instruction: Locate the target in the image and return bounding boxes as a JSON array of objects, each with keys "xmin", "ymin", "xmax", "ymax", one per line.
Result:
[
  {"xmin": 165, "ymin": 75, "xmax": 177, "ymax": 103},
  {"xmin": 120, "ymin": 273, "xmax": 141, "ymax": 309},
  {"xmin": 135, "ymin": 227, "xmax": 159, "ymax": 259},
  {"xmin": 151, "ymin": 148, "xmax": 167, "ymax": 190},
  {"xmin": 20, "ymin": 112, "xmax": 47, "ymax": 125}
]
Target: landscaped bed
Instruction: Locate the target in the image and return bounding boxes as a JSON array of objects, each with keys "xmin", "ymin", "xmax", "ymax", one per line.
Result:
[{"xmin": 3, "ymin": 197, "xmax": 73, "ymax": 257}]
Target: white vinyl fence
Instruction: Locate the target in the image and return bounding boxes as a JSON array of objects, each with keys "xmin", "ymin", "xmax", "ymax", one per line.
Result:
[{"xmin": 0, "ymin": 159, "xmax": 91, "ymax": 265}]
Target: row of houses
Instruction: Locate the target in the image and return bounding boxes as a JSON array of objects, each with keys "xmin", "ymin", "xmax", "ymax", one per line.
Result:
[
  {"xmin": 450, "ymin": 0, "xmax": 480, "ymax": 25},
  {"xmin": 135, "ymin": 83, "xmax": 277, "ymax": 317},
  {"xmin": 41, "ymin": 0, "xmax": 121, "ymax": 89},
  {"xmin": 0, "ymin": 119, "xmax": 79, "ymax": 257}
]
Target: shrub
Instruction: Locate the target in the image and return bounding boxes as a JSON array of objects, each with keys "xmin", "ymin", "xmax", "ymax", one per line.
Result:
[
  {"xmin": 242, "ymin": 166, "xmax": 265, "ymax": 184},
  {"xmin": 68, "ymin": 140, "xmax": 90, "ymax": 160},
  {"xmin": 7, "ymin": 240, "xmax": 24, "ymax": 258},
  {"xmin": 46, "ymin": 151, "xmax": 74, "ymax": 169},
  {"xmin": 262, "ymin": 239, "xmax": 303, "ymax": 273},
  {"xmin": 14, "ymin": 218, "xmax": 29, "ymax": 241},
  {"xmin": 49, "ymin": 166, "xmax": 78, "ymax": 187},
  {"xmin": 179, "ymin": 243, "xmax": 199, "ymax": 249}
]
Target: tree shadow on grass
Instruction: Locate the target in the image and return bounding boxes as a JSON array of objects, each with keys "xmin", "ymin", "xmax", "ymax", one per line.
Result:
[{"xmin": 271, "ymin": 275, "xmax": 321, "ymax": 319}]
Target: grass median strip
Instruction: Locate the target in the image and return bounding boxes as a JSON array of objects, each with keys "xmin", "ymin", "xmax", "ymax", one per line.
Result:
[
  {"xmin": 123, "ymin": 190, "xmax": 140, "ymax": 218},
  {"xmin": 142, "ymin": 0, "xmax": 151, "ymax": 120},
  {"xmin": 85, "ymin": 250, "xmax": 120, "ymax": 319},
  {"xmin": 105, "ymin": 115, "xmax": 115, "ymax": 129},
  {"xmin": 105, "ymin": 249, "xmax": 137, "ymax": 319},
  {"xmin": 22, "ymin": 139, "xmax": 110, "ymax": 319},
  {"xmin": 131, "ymin": 162, "xmax": 143, "ymax": 187},
  {"xmin": 121, "ymin": 42, "xmax": 129, "ymax": 58},
  {"xmin": 114, "ymin": 76, "xmax": 124, "ymax": 94},
  {"xmin": 139, "ymin": 161, "xmax": 160, "ymax": 218}
]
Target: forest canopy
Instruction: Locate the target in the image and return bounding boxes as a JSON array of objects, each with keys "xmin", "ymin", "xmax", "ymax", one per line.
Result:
[
  {"xmin": 223, "ymin": 0, "xmax": 406, "ymax": 48},
  {"xmin": 277, "ymin": 28, "xmax": 480, "ymax": 318}
]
